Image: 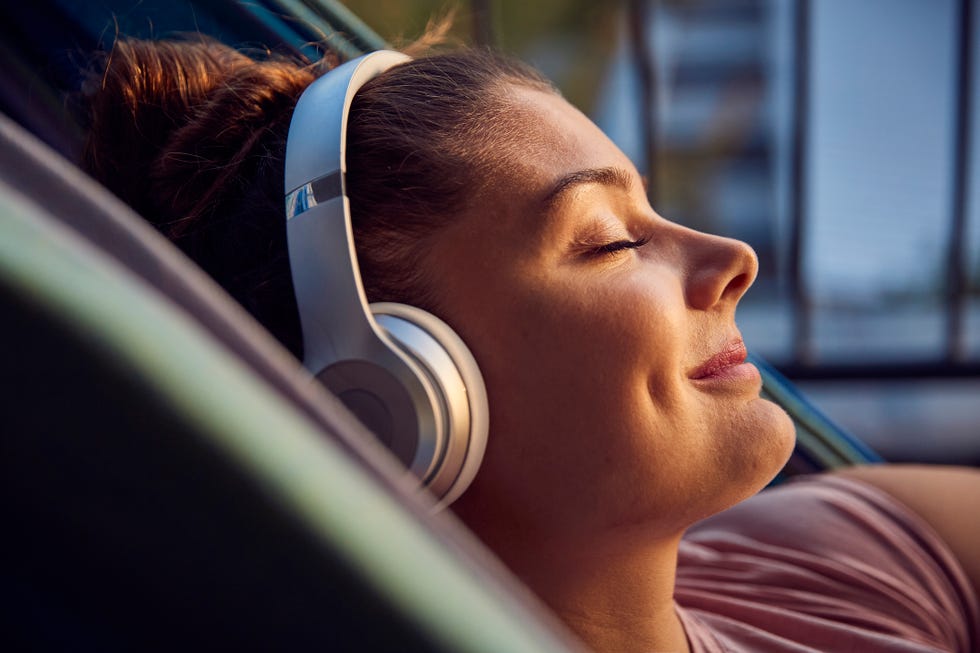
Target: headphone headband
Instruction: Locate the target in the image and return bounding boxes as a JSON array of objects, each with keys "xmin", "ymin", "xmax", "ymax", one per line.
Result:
[
  {"xmin": 285, "ymin": 50, "xmax": 410, "ymax": 215},
  {"xmin": 284, "ymin": 50, "xmax": 411, "ymax": 378}
]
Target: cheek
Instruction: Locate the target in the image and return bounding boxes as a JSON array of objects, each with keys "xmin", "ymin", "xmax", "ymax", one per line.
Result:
[
  {"xmin": 463, "ymin": 277, "xmax": 695, "ymax": 499},
  {"xmin": 464, "ymin": 264, "xmax": 692, "ymax": 442},
  {"xmin": 482, "ymin": 272, "xmax": 684, "ymax": 416}
]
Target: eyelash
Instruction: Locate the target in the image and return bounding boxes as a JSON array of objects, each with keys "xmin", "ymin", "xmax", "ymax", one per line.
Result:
[{"xmin": 589, "ymin": 236, "xmax": 650, "ymax": 257}]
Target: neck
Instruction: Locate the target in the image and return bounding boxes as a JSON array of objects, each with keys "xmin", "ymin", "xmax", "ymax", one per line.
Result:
[{"xmin": 502, "ymin": 527, "xmax": 689, "ymax": 653}]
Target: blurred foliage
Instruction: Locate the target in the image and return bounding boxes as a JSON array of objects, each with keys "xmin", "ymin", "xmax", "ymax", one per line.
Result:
[{"xmin": 337, "ymin": 0, "xmax": 621, "ymax": 114}]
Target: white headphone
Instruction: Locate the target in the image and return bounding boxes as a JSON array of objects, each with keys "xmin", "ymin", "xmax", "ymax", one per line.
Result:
[{"xmin": 283, "ymin": 51, "xmax": 489, "ymax": 507}]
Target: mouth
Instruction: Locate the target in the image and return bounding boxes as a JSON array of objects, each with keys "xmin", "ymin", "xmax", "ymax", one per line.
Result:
[{"xmin": 689, "ymin": 339, "xmax": 759, "ymax": 384}]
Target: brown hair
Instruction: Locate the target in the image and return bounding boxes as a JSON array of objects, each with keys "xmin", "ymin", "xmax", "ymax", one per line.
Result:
[{"xmin": 81, "ymin": 37, "xmax": 553, "ymax": 357}]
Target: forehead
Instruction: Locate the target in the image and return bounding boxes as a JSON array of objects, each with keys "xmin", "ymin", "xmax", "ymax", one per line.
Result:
[
  {"xmin": 494, "ymin": 87, "xmax": 637, "ymax": 187},
  {"xmin": 462, "ymin": 86, "xmax": 642, "ymax": 238}
]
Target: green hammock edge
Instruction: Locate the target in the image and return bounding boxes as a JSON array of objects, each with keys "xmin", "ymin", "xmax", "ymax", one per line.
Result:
[{"xmin": 0, "ymin": 184, "xmax": 576, "ymax": 653}]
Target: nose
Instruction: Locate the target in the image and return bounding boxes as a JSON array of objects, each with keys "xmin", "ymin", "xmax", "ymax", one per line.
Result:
[{"xmin": 677, "ymin": 227, "xmax": 759, "ymax": 311}]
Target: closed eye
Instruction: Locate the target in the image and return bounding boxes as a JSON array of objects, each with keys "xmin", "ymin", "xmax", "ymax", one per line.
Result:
[{"xmin": 588, "ymin": 236, "xmax": 650, "ymax": 257}]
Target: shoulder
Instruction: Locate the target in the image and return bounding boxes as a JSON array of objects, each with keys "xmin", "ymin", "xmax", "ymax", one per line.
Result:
[{"xmin": 675, "ymin": 474, "xmax": 978, "ymax": 652}]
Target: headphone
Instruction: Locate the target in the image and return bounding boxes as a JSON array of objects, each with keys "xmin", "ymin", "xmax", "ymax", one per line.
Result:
[{"xmin": 283, "ymin": 51, "xmax": 489, "ymax": 507}]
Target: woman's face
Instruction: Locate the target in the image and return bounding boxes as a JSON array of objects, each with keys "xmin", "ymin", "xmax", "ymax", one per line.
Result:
[{"xmin": 425, "ymin": 86, "xmax": 795, "ymax": 548}]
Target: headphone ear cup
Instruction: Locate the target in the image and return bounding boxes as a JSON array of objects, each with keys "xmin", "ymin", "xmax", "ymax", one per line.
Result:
[{"xmin": 371, "ymin": 302, "xmax": 489, "ymax": 507}]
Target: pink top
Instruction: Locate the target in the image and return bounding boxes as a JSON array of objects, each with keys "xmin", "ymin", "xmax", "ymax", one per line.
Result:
[{"xmin": 675, "ymin": 476, "xmax": 978, "ymax": 652}]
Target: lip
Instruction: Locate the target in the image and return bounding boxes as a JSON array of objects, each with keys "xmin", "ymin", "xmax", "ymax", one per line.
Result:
[{"xmin": 689, "ymin": 339, "xmax": 759, "ymax": 384}]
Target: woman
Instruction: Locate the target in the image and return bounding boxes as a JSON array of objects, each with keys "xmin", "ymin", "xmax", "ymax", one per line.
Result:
[{"xmin": 83, "ymin": 37, "xmax": 978, "ymax": 652}]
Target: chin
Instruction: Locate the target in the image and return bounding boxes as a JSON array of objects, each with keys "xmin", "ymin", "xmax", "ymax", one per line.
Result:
[
  {"xmin": 748, "ymin": 396, "xmax": 797, "ymax": 484},
  {"xmin": 717, "ymin": 396, "xmax": 797, "ymax": 511},
  {"xmin": 767, "ymin": 398, "xmax": 798, "ymax": 462},
  {"xmin": 645, "ymin": 398, "xmax": 797, "ymax": 534}
]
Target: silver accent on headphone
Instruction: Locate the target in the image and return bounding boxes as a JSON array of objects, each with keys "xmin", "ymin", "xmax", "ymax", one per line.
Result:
[{"xmin": 285, "ymin": 171, "xmax": 343, "ymax": 219}]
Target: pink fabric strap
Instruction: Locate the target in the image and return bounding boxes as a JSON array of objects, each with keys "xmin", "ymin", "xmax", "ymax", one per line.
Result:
[{"xmin": 675, "ymin": 475, "xmax": 978, "ymax": 652}]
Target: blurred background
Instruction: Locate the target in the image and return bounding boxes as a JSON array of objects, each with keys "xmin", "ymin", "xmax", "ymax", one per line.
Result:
[{"xmin": 343, "ymin": 0, "xmax": 980, "ymax": 465}]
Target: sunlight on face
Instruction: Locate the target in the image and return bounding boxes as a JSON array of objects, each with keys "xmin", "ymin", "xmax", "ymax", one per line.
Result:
[{"xmin": 424, "ymin": 86, "xmax": 795, "ymax": 551}]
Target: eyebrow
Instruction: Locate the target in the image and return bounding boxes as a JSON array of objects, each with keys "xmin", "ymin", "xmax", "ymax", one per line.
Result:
[{"xmin": 540, "ymin": 166, "xmax": 636, "ymax": 210}]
